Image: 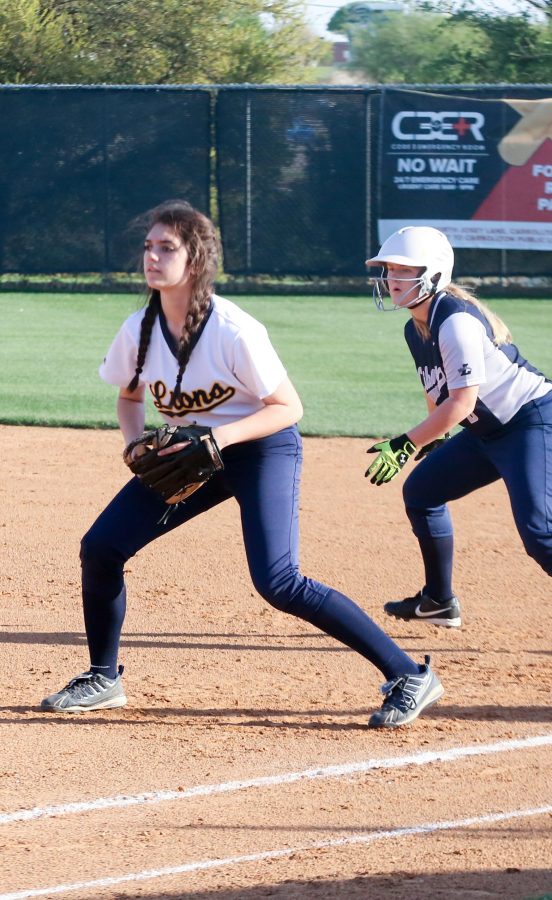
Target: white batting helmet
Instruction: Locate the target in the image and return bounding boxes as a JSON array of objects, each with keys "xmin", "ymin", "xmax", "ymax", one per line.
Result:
[{"xmin": 366, "ymin": 226, "xmax": 454, "ymax": 310}]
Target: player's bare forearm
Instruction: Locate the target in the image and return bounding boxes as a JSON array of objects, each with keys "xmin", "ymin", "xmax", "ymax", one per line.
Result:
[
  {"xmin": 213, "ymin": 377, "xmax": 303, "ymax": 450},
  {"xmin": 213, "ymin": 405, "xmax": 299, "ymax": 450},
  {"xmin": 424, "ymin": 394, "xmax": 437, "ymax": 415},
  {"xmin": 117, "ymin": 389, "xmax": 146, "ymax": 447},
  {"xmin": 407, "ymin": 386, "xmax": 479, "ymax": 448}
]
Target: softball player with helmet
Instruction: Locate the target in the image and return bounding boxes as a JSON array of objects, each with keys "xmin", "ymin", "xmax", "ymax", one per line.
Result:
[
  {"xmin": 41, "ymin": 200, "xmax": 443, "ymax": 728},
  {"xmin": 365, "ymin": 225, "xmax": 552, "ymax": 627}
]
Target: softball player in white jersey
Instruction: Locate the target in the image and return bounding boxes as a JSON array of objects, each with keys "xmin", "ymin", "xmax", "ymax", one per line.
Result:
[
  {"xmin": 365, "ymin": 226, "xmax": 552, "ymax": 627},
  {"xmin": 41, "ymin": 201, "xmax": 443, "ymax": 728}
]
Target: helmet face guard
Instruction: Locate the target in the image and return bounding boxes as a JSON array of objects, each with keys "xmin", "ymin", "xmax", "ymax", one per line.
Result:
[
  {"xmin": 366, "ymin": 226, "xmax": 454, "ymax": 313},
  {"xmin": 372, "ymin": 268, "xmax": 436, "ymax": 312}
]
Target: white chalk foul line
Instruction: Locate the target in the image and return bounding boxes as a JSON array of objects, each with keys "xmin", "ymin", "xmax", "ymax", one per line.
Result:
[
  {"xmin": 1, "ymin": 803, "xmax": 551, "ymax": 900},
  {"xmin": 1, "ymin": 732, "xmax": 551, "ymax": 827}
]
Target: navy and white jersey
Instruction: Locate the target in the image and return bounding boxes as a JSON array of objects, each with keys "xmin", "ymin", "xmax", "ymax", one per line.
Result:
[{"xmin": 404, "ymin": 291, "xmax": 551, "ymax": 437}]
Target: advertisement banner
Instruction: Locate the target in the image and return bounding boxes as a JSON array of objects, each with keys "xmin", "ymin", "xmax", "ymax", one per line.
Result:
[{"xmin": 378, "ymin": 88, "xmax": 552, "ymax": 251}]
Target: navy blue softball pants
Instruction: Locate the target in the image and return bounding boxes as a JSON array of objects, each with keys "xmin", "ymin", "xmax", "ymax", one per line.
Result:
[
  {"xmin": 403, "ymin": 394, "xmax": 552, "ymax": 600},
  {"xmin": 80, "ymin": 426, "xmax": 418, "ymax": 681}
]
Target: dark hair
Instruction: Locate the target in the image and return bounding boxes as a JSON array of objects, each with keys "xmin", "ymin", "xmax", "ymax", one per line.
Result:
[{"xmin": 126, "ymin": 199, "xmax": 219, "ymax": 397}]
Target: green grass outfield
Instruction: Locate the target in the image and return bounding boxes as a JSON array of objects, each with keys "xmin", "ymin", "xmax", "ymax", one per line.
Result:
[{"xmin": 1, "ymin": 292, "xmax": 551, "ymax": 437}]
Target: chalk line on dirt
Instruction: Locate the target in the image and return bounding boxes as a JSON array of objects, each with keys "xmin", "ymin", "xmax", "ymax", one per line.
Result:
[
  {"xmin": 1, "ymin": 803, "xmax": 551, "ymax": 900},
  {"xmin": 1, "ymin": 732, "xmax": 551, "ymax": 827}
]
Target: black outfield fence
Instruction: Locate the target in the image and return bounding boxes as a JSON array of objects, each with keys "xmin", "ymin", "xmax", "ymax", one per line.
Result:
[
  {"xmin": 0, "ymin": 86, "xmax": 211, "ymax": 274},
  {"xmin": 216, "ymin": 88, "xmax": 372, "ymax": 277},
  {"xmin": 0, "ymin": 83, "xmax": 551, "ymax": 280}
]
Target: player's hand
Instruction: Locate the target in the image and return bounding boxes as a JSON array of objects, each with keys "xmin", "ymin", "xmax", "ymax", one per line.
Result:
[
  {"xmin": 414, "ymin": 433, "xmax": 450, "ymax": 461},
  {"xmin": 365, "ymin": 434, "xmax": 417, "ymax": 485}
]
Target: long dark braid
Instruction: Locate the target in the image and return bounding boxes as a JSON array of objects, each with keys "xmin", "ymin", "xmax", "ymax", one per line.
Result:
[
  {"xmin": 173, "ymin": 288, "xmax": 212, "ymax": 400},
  {"xmin": 126, "ymin": 291, "xmax": 161, "ymax": 392},
  {"xmin": 126, "ymin": 200, "xmax": 219, "ymax": 397}
]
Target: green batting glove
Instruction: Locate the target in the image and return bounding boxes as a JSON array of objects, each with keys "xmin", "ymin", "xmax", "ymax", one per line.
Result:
[{"xmin": 365, "ymin": 434, "xmax": 417, "ymax": 485}]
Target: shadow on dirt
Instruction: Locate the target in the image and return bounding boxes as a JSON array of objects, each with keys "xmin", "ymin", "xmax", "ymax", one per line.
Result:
[
  {"xmin": 0, "ymin": 630, "xmax": 349, "ymax": 652},
  {"xmin": 3, "ymin": 702, "xmax": 552, "ymax": 726},
  {"xmin": 2, "ymin": 630, "xmax": 549, "ymax": 660},
  {"xmin": 109, "ymin": 870, "xmax": 552, "ymax": 899}
]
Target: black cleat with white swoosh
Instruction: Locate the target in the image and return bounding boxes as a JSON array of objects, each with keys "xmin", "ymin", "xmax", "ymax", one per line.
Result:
[{"xmin": 384, "ymin": 590, "xmax": 461, "ymax": 628}]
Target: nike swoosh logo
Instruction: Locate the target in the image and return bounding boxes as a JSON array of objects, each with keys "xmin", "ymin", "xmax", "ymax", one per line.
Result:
[{"xmin": 415, "ymin": 604, "xmax": 453, "ymax": 617}]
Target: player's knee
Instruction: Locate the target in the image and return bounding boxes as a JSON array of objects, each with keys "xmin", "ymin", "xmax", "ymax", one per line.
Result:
[
  {"xmin": 252, "ymin": 570, "xmax": 301, "ymax": 613},
  {"xmin": 519, "ymin": 527, "xmax": 552, "ymax": 576},
  {"xmin": 402, "ymin": 482, "xmax": 430, "ymax": 533},
  {"xmin": 254, "ymin": 580, "xmax": 294, "ymax": 612},
  {"xmin": 403, "ymin": 468, "xmax": 432, "ymax": 511},
  {"xmin": 80, "ymin": 529, "xmax": 104, "ymax": 564},
  {"xmin": 252, "ymin": 570, "xmax": 327, "ymax": 619},
  {"xmin": 80, "ymin": 528, "xmax": 122, "ymax": 572},
  {"xmin": 403, "ymin": 480, "xmax": 453, "ymax": 540}
]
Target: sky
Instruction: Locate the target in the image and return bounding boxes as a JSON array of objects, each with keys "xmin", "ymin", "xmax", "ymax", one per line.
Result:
[
  {"xmin": 304, "ymin": 0, "xmax": 521, "ymax": 37},
  {"xmin": 304, "ymin": 0, "xmax": 360, "ymax": 36}
]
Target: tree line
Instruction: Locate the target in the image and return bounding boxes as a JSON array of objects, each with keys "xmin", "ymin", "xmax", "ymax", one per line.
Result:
[
  {"xmin": 0, "ymin": 0, "xmax": 324, "ymax": 84},
  {"xmin": 1, "ymin": 0, "xmax": 551, "ymax": 84},
  {"xmin": 331, "ymin": 0, "xmax": 552, "ymax": 83}
]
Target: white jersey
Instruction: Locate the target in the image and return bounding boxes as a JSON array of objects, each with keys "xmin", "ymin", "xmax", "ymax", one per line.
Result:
[{"xmin": 100, "ymin": 294, "xmax": 287, "ymax": 427}]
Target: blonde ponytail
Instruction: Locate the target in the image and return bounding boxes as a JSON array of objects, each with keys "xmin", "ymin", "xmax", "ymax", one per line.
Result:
[
  {"xmin": 413, "ymin": 283, "xmax": 512, "ymax": 345},
  {"xmin": 447, "ymin": 284, "xmax": 512, "ymax": 345}
]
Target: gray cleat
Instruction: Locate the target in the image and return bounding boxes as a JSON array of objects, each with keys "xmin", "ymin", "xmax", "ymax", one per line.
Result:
[
  {"xmin": 369, "ymin": 656, "xmax": 444, "ymax": 729},
  {"xmin": 41, "ymin": 665, "xmax": 127, "ymax": 713}
]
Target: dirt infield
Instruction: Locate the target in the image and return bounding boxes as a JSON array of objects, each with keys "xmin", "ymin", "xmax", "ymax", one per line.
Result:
[{"xmin": 1, "ymin": 424, "xmax": 551, "ymax": 900}]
